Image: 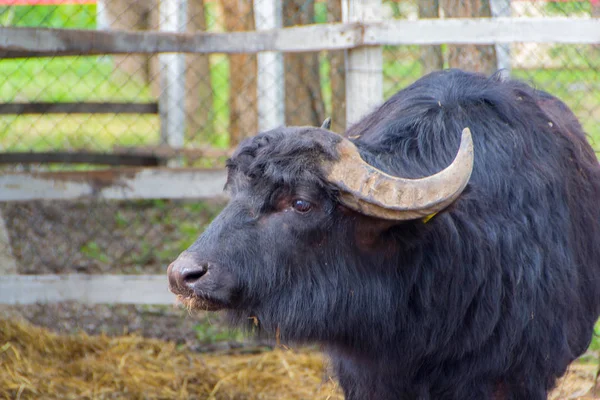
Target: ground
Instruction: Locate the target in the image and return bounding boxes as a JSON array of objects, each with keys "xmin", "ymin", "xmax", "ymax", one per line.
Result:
[
  {"xmin": 0, "ymin": 198, "xmax": 263, "ymax": 353},
  {"xmin": 1, "ymin": 199, "xmax": 225, "ymax": 275}
]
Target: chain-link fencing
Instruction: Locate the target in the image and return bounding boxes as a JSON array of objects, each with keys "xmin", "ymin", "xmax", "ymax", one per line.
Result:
[{"xmin": 0, "ymin": 0, "xmax": 598, "ymax": 281}]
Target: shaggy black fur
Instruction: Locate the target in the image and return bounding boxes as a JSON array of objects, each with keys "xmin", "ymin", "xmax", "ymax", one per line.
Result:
[{"xmin": 181, "ymin": 69, "xmax": 600, "ymax": 399}]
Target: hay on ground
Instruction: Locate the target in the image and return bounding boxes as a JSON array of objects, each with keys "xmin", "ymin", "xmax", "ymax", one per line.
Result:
[
  {"xmin": 1, "ymin": 317, "xmax": 598, "ymax": 399},
  {"xmin": 0, "ymin": 317, "xmax": 342, "ymax": 400}
]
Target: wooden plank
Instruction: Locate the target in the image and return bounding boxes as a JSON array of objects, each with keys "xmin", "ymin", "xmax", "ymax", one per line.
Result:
[
  {"xmin": 254, "ymin": 0, "xmax": 285, "ymax": 132},
  {"xmin": 0, "ymin": 167, "xmax": 228, "ymax": 201},
  {"xmin": 0, "ymin": 275, "xmax": 176, "ymax": 305},
  {"xmin": 0, "ymin": 152, "xmax": 162, "ymax": 166},
  {"xmin": 112, "ymin": 145, "xmax": 234, "ymax": 161},
  {"xmin": 0, "ymin": 102, "xmax": 158, "ymax": 115},
  {"xmin": 0, "ymin": 23, "xmax": 360, "ymax": 58},
  {"xmin": 0, "ymin": 18, "xmax": 598, "ymax": 59},
  {"xmin": 366, "ymin": 18, "xmax": 600, "ymax": 46},
  {"xmin": 0, "ymin": 145, "xmax": 232, "ymax": 165},
  {"xmin": 343, "ymin": 0, "xmax": 383, "ymax": 127}
]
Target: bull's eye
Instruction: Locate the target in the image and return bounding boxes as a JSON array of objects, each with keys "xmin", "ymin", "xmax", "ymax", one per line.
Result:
[{"xmin": 292, "ymin": 199, "xmax": 313, "ymax": 214}]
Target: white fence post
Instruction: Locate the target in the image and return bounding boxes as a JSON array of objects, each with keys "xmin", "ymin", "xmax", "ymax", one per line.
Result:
[
  {"xmin": 96, "ymin": 0, "xmax": 110, "ymax": 64},
  {"xmin": 0, "ymin": 209, "xmax": 17, "ymax": 275},
  {"xmin": 96, "ymin": 0, "xmax": 108, "ymax": 31},
  {"xmin": 159, "ymin": 0, "xmax": 187, "ymax": 150},
  {"xmin": 491, "ymin": 0, "xmax": 511, "ymax": 74},
  {"xmin": 254, "ymin": 0, "xmax": 285, "ymax": 131},
  {"xmin": 342, "ymin": 0, "xmax": 383, "ymax": 127}
]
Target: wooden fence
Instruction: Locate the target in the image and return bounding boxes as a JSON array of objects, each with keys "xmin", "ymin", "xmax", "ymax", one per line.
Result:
[{"xmin": 0, "ymin": 0, "xmax": 599, "ymax": 305}]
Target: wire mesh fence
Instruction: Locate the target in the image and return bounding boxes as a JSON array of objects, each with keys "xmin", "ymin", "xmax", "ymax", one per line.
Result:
[{"xmin": 0, "ymin": 0, "xmax": 599, "ymax": 278}]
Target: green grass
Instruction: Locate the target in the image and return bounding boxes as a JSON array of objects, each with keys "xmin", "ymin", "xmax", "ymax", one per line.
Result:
[
  {"xmin": 0, "ymin": 114, "xmax": 159, "ymax": 151},
  {"xmin": 590, "ymin": 320, "xmax": 600, "ymax": 352},
  {"xmin": 544, "ymin": 0, "xmax": 593, "ymax": 16},
  {"xmin": 119, "ymin": 200, "xmax": 225, "ymax": 272},
  {"xmin": 382, "ymin": 55, "xmax": 600, "ymax": 152},
  {"xmin": 206, "ymin": 55, "xmax": 231, "ymax": 148},
  {"xmin": 0, "ymin": 57, "xmax": 153, "ymax": 102},
  {"xmin": 194, "ymin": 320, "xmax": 244, "ymax": 345},
  {"xmin": 512, "ymin": 68, "xmax": 600, "ymax": 150},
  {"xmin": 0, "ymin": 3, "xmax": 233, "ymax": 151},
  {"xmin": 0, "ymin": 54, "xmax": 231, "ymax": 151},
  {"xmin": 0, "ymin": 55, "xmax": 156, "ymax": 151},
  {"xmin": 2, "ymin": 56, "xmax": 598, "ymax": 153},
  {"xmin": 0, "ymin": 4, "xmax": 96, "ymax": 29}
]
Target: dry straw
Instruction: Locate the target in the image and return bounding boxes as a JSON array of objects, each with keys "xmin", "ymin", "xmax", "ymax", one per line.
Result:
[
  {"xmin": 0, "ymin": 317, "xmax": 343, "ymax": 400},
  {"xmin": 2, "ymin": 317, "xmax": 597, "ymax": 399}
]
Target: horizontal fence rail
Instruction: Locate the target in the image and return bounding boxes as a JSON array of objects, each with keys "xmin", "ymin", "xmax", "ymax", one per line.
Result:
[
  {"xmin": 0, "ymin": 102, "xmax": 158, "ymax": 115},
  {"xmin": 0, "ymin": 152, "xmax": 163, "ymax": 166},
  {"xmin": 0, "ymin": 274, "xmax": 175, "ymax": 305},
  {"xmin": 1, "ymin": 18, "xmax": 599, "ymax": 58},
  {"xmin": 0, "ymin": 146, "xmax": 233, "ymax": 166},
  {"xmin": 0, "ymin": 168, "xmax": 228, "ymax": 201}
]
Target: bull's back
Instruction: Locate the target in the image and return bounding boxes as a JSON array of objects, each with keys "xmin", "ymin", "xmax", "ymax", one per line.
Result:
[{"xmin": 349, "ymin": 68, "xmax": 600, "ymax": 367}]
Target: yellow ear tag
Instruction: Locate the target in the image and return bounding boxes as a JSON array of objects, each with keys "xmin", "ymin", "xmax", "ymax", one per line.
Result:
[{"xmin": 422, "ymin": 212, "xmax": 437, "ymax": 224}]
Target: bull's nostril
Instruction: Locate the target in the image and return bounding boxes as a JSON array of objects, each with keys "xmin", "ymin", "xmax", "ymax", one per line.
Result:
[
  {"xmin": 168, "ymin": 252, "xmax": 212, "ymax": 292},
  {"xmin": 182, "ymin": 264, "xmax": 208, "ymax": 284}
]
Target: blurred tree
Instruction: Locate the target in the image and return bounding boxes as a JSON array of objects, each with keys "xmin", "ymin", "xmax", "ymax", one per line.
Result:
[
  {"xmin": 186, "ymin": 0, "xmax": 213, "ymax": 142},
  {"xmin": 105, "ymin": 0, "xmax": 160, "ymax": 96},
  {"xmin": 222, "ymin": 0, "xmax": 258, "ymax": 145},
  {"xmin": 593, "ymin": 1, "xmax": 600, "ymax": 53},
  {"xmin": 107, "ymin": 0, "xmax": 213, "ymax": 144},
  {"xmin": 327, "ymin": 0, "xmax": 346, "ymax": 132},
  {"xmin": 283, "ymin": 0, "xmax": 326, "ymax": 127},
  {"xmin": 440, "ymin": 0, "xmax": 498, "ymax": 75},
  {"xmin": 418, "ymin": 0, "xmax": 444, "ymax": 75}
]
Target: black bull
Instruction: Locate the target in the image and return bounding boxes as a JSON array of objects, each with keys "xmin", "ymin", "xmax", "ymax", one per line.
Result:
[{"xmin": 167, "ymin": 69, "xmax": 600, "ymax": 400}]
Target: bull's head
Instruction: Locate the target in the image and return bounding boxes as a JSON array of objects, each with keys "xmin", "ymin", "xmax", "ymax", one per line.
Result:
[{"xmin": 167, "ymin": 123, "xmax": 473, "ymax": 341}]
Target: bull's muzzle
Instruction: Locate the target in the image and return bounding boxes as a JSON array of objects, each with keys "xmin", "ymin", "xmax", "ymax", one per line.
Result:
[{"xmin": 167, "ymin": 251, "xmax": 209, "ymax": 295}]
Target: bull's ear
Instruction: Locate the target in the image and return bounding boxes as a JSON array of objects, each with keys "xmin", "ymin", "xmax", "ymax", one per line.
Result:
[{"xmin": 321, "ymin": 117, "xmax": 332, "ymax": 130}]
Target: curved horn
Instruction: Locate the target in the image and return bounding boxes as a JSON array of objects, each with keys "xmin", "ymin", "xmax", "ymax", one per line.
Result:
[{"xmin": 326, "ymin": 128, "xmax": 474, "ymax": 220}]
